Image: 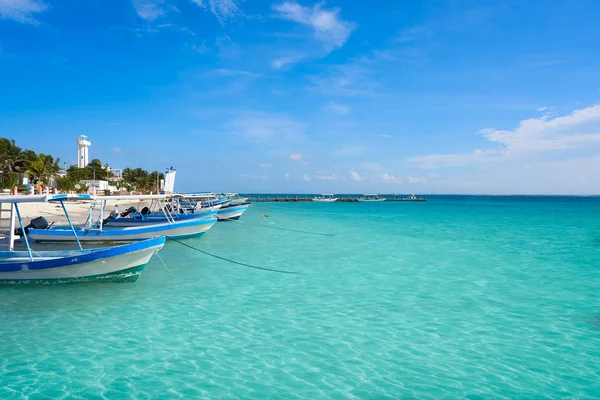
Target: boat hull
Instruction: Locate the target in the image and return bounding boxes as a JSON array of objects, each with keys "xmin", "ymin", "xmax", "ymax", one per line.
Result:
[
  {"xmin": 312, "ymin": 198, "xmax": 338, "ymax": 202},
  {"xmin": 217, "ymin": 204, "xmax": 249, "ymax": 220},
  {"xmin": 29, "ymin": 218, "xmax": 217, "ymax": 243},
  {"xmin": 357, "ymin": 198, "xmax": 386, "ymax": 202},
  {"xmin": 105, "ymin": 210, "xmax": 217, "ymax": 227},
  {"xmin": 0, "ymin": 237, "xmax": 165, "ymax": 284}
]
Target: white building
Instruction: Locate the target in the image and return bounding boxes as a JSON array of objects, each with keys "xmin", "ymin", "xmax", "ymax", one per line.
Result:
[{"xmin": 76, "ymin": 135, "xmax": 91, "ymax": 168}]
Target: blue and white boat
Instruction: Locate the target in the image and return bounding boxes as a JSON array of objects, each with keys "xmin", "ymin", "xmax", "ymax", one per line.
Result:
[
  {"xmin": 28, "ymin": 195, "xmax": 217, "ymax": 242},
  {"xmin": 178, "ymin": 193, "xmax": 249, "ymax": 221},
  {"xmin": 216, "ymin": 202, "xmax": 250, "ymax": 221},
  {"xmin": 0, "ymin": 195, "xmax": 165, "ymax": 284}
]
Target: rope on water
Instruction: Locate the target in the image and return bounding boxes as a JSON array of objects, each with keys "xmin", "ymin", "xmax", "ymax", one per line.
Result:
[
  {"xmin": 168, "ymin": 237, "xmax": 301, "ymax": 274},
  {"xmin": 156, "ymin": 251, "xmax": 183, "ymax": 281},
  {"xmin": 233, "ymin": 220, "xmax": 334, "ymax": 237}
]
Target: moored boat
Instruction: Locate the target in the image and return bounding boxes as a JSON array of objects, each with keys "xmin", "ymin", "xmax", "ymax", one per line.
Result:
[
  {"xmin": 312, "ymin": 194, "xmax": 338, "ymax": 203},
  {"xmin": 216, "ymin": 203, "xmax": 250, "ymax": 220},
  {"xmin": 0, "ymin": 195, "xmax": 165, "ymax": 284},
  {"xmin": 357, "ymin": 194, "xmax": 386, "ymax": 202}
]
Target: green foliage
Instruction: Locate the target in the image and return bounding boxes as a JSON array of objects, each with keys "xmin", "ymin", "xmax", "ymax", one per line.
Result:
[
  {"xmin": 122, "ymin": 168, "xmax": 164, "ymax": 193},
  {"xmin": 0, "ymin": 138, "xmax": 28, "ymax": 174},
  {"xmin": 26, "ymin": 153, "xmax": 61, "ymax": 184},
  {"xmin": 0, "ymin": 172, "xmax": 18, "ymax": 190},
  {"xmin": 1, "ymin": 137, "xmax": 164, "ymax": 194}
]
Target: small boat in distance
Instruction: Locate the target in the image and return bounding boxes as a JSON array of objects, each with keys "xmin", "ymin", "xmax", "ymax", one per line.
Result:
[
  {"xmin": 312, "ymin": 194, "xmax": 338, "ymax": 203},
  {"xmin": 0, "ymin": 195, "xmax": 165, "ymax": 284},
  {"xmin": 358, "ymin": 194, "xmax": 386, "ymax": 202},
  {"xmin": 224, "ymin": 193, "xmax": 249, "ymax": 206}
]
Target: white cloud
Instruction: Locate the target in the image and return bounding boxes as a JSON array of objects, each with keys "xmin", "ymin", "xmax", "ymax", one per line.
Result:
[
  {"xmin": 132, "ymin": 0, "xmax": 174, "ymax": 21},
  {"xmin": 537, "ymin": 106, "xmax": 550, "ymax": 112},
  {"xmin": 258, "ymin": 163, "xmax": 272, "ymax": 168},
  {"xmin": 113, "ymin": 147, "xmax": 122, "ymax": 154},
  {"xmin": 302, "ymin": 174, "xmax": 312, "ymax": 181},
  {"xmin": 377, "ymin": 134, "xmax": 392, "ymax": 138},
  {"xmin": 323, "ymin": 102, "xmax": 351, "ymax": 115},
  {"xmin": 408, "ymin": 176, "xmax": 425, "ymax": 183},
  {"xmin": 349, "ymin": 170, "xmax": 361, "ymax": 181},
  {"xmin": 410, "ymin": 104, "xmax": 600, "ymax": 169},
  {"xmin": 191, "ymin": 0, "xmax": 242, "ymax": 25},
  {"xmin": 289, "ymin": 153, "xmax": 308, "ymax": 165},
  {"xmin": 214, "ymin": 69, "xmax": 261, "ymax": 78},
  {"xmin": 272, "ymin": 2, "xmax": 355, "ymax": 51},
  {"xmin": 232, "ymin": 113, "xmax": 305, "ymax": 141},
  {"xmin": 271, "ymin": 54, "xmax": 306, "ymax": 69},
  {"xmin": 0, "ymin": 0, "xmax": 47, "ymax": 23},
  {"xmin": 379, "ymin": 173, "xmax": 399, "ymax": 183},
  {"xmin": 241, "ymin": 173, "xmax": 269, "ymax": 180},
  {"xmin": 284, "ymin": 172, "xmax": 290, "ymax": 180},
  {"xmin": 314, "ymin": 173, "xmax": 342, "ymax": 181}
]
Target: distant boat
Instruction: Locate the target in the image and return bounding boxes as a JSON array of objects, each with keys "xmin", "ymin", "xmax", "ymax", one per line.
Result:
[
  {"xmin": 223, "ymin": 193, "xmax": 249, "ymax": 206},
  {"xmin": 312, "ymin": 194, "xmax": 338, "ymax": 203},
  {"xmin": 357, "ymin": 194, "xmax": 386, "ymax": 202},
  {"xmin": 0, "ymin": 194, "xmax": 165, "ymax": 284}
]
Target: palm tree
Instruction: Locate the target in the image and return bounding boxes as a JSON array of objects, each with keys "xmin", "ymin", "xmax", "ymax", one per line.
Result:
[
  {"xmin": 26, "ymin": 154, "xmax": 61, "ymax": 185},
  {"xmin": 0, "ymin": 138, "xmax": 27, "ymax": 173}
]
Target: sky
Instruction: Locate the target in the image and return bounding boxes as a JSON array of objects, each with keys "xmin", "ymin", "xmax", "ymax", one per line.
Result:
[{"xmin": 1, "ymin": 0, "xmax": 600, "ymax": 194}]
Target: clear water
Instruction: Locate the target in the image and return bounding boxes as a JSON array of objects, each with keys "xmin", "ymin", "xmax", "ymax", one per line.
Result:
[{"xmin": 2, "ymin": 197, "xmax": 600, "ymax": 399}]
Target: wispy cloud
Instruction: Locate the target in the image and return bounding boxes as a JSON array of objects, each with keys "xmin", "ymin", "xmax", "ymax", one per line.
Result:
[
  {"xmin": 0, "ymin": 0, "xmax": 48, "ymax": 24},
  {"xmin": 191, "ymin": 0, "xmax": 242, "ymax": 25},
  {"xmin": 377, "ymin": 134, "xmax": 393, "ymax": 138},
  {"xmin": 284, "ymin": 172, "xmax": 290, "ymax": 180},
  {"xmin": 240, "ymin": 173, "xmax": 269, "ymax": 180},
  {"xmin": 214, "ymin": 68, "xmax": 262, "ymax": 78},
  {"xmin": 408, "ymin": 176, "xmax": 425, "ymax": 183},
  {"xmin": 289, "ymin": 153, "xmax": 308, "ymax": 165},
  {"xmin": 232, "ymin": 113, "xmax": 305, "ymax": 141},
  {"xmin": 349, "ymin": 170, "xmax": 361, "ymax": 181},
  {"xmin": 314, "ymin": 173, "xmax": 342, "ymax": 181},
  {"xmin": 410, "ymin": 104, "xmax": 600, "ymax": 169},
  {"xmin": 271, "ymin": 53, "xmax": 306, "ymax": 69},
  {"xmin": 323, "ymin": 102, "xmax": 351, "ymax": 115},
  {"xmin": 113, "ymin": 147, "xmax": 123, "ymax": 154},
  {"xmin": 302, "ymin": 174, "xmax": 311, "ymax": 181},
  {"xmin": 132, "ymin": 0, "xmax": 175, "ymax": 21},
  {"xmin": 272, "ymin": 1, "xmax": 355, "ymax": 52},
  {"xmin": 257, "ymin": 163, "xmax": 272, "ymax": 168},
  {"xmin": 379, "ymin": 173, "xmax": 399, "ymax": 183}
]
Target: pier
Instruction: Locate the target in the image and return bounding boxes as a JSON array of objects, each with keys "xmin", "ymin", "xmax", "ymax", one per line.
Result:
[{"xmin": 247, "ymin": 195, "xmax": 427, "ymax": 202}]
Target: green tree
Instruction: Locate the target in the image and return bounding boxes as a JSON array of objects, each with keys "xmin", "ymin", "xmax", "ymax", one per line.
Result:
[
  {"xmin": 26, "ymin": 153, "xmax": 61, "ymax": 184},
  {"xmin": 0, "ymin": 138, "xmax": 28, "ymax": 173},
  {"xmin": 87, "ymin": 159, "xmax": 109, "ymax": 180}
]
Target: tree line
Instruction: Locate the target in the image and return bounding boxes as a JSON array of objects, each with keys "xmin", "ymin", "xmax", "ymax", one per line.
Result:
[{"xmin": 1, "ymin": 137, "xmax": 164, "ymax": 193}]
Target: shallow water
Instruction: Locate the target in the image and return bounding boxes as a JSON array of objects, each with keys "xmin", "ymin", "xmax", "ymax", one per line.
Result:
[{"xmin": 2, "ymin": 197, "xmax": 600, "ymax": 398}]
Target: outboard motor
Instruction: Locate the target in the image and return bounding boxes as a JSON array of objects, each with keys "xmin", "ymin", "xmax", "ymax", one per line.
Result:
[
  {"xmin": 15, "ymin": 216, "xmax": 49, "ymax": 236},
  {"xmin": 120, "ymin": 206, "xmax": 137, "ymax": 218}
]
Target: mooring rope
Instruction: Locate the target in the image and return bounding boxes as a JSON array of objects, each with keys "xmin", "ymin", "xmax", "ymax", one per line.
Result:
[
  {"xmin": 232, "ymin": 220, "xmax": 334, "ymax": 237},
  {"xmin": 168, "ymin": 237, "xmax": 301, "ymax": 274},
  {"xmin": 156, "ymin": 251, "xmax": 183, "ymax": 281}
]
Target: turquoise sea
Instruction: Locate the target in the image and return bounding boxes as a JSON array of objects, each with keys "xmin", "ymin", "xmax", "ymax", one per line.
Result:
[{"xmin": 2, "ymin": 196, "xmax": 600, "ymax": 399}]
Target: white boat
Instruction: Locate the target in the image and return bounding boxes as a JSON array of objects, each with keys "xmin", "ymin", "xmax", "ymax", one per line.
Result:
[
  {"xmin": 312, "ymin": 194, "xmax": 338, "ymax": 203},
  {"xmin": 357, "ymin": 194, "xmax": 386, "ymax": 202},
  {"xmin": 0, "ymin": 195, "xmax": 165, "ymax": 284},
  {"xmin": 216, "ymin": 203, "xmax": 250, "ymax": 220},
  {"xmin": 223, "ymin": 193, "xmax": 249, "ymax": 206}
]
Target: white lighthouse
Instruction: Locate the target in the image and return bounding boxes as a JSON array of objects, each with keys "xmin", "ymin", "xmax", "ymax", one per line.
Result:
[{"xmin": 76, "ymin": 135, "xmax": 91, "ymax": 168}]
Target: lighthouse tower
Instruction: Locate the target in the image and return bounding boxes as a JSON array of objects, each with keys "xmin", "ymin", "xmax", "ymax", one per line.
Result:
[{"xmin": 76, "ymin": 135, "xmax": 91, "ymax": 168}]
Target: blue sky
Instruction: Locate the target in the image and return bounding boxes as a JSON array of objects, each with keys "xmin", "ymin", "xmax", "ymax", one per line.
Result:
[{"xmin": 1, "ymin": 0, "xmax": 600, "ymax": 194}]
